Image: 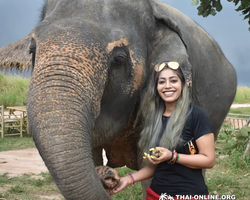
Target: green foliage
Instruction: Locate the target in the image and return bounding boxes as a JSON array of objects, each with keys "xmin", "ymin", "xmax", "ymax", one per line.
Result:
[
  {"xmin": 218, "ymin": 123, "xmax": 250, "ymax": 172},
  {"xmin": 191, "ymin": 0, "xmax": 250, "ymax": 31},
  {"xmin": 236, "ymin": 125, "xmax": 250, "ymax": 140},
  {"xmin": 206, "ymin": 123, "xmax": 250, "ymax": 199},
  {"xmin": 218, "ymin": 124, "xmax": 250, "ymax": 156},
  {"xmin": 218, "ymin": 124, "xmax": 238, "ymax": 154},
  {"xmin": 0, "ymin": 72, "xmax": 30, "ymax": 107}
]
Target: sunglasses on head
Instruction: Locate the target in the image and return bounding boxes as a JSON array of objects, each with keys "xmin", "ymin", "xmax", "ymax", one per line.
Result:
[{"xmin": 154, "ymin": 61, "xmax": 180, "ymax": 72}]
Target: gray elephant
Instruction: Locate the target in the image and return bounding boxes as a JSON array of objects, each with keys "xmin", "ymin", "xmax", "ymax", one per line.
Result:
[{"xmin": 0, "ymin": 0, "xmax": 236, "ymax": 199}]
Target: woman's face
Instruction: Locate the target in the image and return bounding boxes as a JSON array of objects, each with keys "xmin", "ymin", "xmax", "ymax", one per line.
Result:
[{"xmin": 157, "ymin": 68, "xmax": 182, "ymax": 104}]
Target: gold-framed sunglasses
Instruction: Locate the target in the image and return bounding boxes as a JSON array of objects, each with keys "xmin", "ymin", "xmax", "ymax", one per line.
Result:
[{"xmin": 154, "ymin": 61, "xmax": 180, "ymax": 72}]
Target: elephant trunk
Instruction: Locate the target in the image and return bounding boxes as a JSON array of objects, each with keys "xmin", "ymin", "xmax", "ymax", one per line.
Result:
[{"xmin": 27, "ymin": 70, "xmax": 110, "ymax": 199}]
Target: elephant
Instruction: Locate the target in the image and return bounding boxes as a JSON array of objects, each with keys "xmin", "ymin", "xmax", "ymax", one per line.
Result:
[{"xmin": 0, "ymin": 0, "xmax": 237, "ymax": 199}]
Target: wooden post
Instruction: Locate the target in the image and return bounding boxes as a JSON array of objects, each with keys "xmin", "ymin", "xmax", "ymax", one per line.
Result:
[{"xmin": 243, "ymin": 118, "xmax": 250, "ymax": 159}]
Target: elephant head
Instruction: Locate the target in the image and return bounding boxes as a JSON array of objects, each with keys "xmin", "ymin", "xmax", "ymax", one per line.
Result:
[{"xmin": 0, "ymin": 0, "xmax": 236, "ymax": 199}]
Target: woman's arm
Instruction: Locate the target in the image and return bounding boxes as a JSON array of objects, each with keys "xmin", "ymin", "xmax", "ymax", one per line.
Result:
[
  {"xmin": 131, "ymin": 164, "xmax": 156, "ymax": 182},
  {"xmin": 112, "ymin": 164, "xmax": 156, "ymax": 194},
  {"xmin": 148, "ymin": 133, "xmax": 215, "ymax": 169},
  {"xmin": 176, "ymin": 133, "xmax": 215, "ymax": 169}
]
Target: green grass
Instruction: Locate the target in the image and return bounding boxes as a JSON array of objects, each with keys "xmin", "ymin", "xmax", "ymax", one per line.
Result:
[
  {"xmin": 0, "ymin": 133, "xmax": 35, "ymax": 152},
  {"xmin": 229, "ymin": 107, "xmax": 250, "ymax": 115},
  {"xmin": 205, "ymin": 124, "xmax": 250, "ymax": 200},
  {"xmin": 234, "ymin": 86, "xmax": 250, "ymax": 103},
  {"xmin": 0, "ymin": 72, "xmax": 30, "ymax": 107},
  {"xmin": 206, "ymin": 151, "xmax": 250, "ymax": 200},
  {"xmin": 0, "ymin": 173, "xmax": 63, "ymax": 200}
]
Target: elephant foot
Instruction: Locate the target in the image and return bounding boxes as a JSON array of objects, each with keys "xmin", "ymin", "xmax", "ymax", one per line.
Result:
[{"xmin": 95, "ymin": 166, "xmax": 120, "ymax": 190}]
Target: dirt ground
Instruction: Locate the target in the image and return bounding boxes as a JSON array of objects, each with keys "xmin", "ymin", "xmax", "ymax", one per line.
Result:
[
  {"xmin": 0, "ymin": 148, "xmax": 48, "ymax": 177},
  {"xmin": 0, "ymin": 148, "xmax": 108, "ymax": 178}
]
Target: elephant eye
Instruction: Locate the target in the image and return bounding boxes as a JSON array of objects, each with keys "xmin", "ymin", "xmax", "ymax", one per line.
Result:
[
  {"xmin": 108, "ymin": 46, "xmax": 132, "ymax": 83},
  {"xmin": 111, "ymin": 53, "xmax": 127, "ymax": 66},
  {"xmin": 29, "ymin": 37, "xmax": 36, "ymax": 71}
]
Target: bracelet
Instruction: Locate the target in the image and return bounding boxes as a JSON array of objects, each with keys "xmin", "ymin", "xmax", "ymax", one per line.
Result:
[
  {"xmin": 166, "ymin": 150, "xmax": 174, "ymax": 163},
  {"xmin": 169, "ymin": 151, "xmax": 177, "ymax": 164},
  {"xmin": 167, "ymin": 150, "xmax": 175, "ymax": 164},
  {"xmin": 176, "ymin": 153, "xmax": 180, "ymax": 162},
  {"xmin": 127, "ymin": 173, "xmax": 135, "ymax": 186},
  {"xmin": 168, "ymin": 150, "xmax": 178, "ymax": 164}
]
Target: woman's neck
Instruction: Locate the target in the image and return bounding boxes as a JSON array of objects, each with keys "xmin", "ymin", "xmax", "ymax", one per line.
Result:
[{"xmin": 163, "ymin": 102, "xmax": 176, "ymax": 117}]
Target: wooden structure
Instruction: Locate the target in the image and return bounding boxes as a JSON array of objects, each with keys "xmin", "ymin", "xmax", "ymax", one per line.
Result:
[
  {"xmin": 224, "ymin": 113, "xmax": 250, "ymax": 130},
  {"xmin": 7, "ymin": 106, "xmax": 29, "ymax": 135},
  {"xmin": 0, "ymin": 105, "xmax": 23, "ymax": 137}
]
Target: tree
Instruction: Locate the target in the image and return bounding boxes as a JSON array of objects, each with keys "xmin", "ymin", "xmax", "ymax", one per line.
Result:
[{"xmin": 191, "ymin": 0, "xmax": 250, "ymax": 31}]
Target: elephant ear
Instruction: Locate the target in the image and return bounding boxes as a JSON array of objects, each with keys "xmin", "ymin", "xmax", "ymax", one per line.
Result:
[
  {"xmin": 152, "ymin": 2, "xmax": 187, "ymax": 49},
  {"xmin": 150, "ymin": 1, "xmax": 193, "ymax": 86},
  {"xmin": 0, "ymin": 32, "xmax": 33, "ymax": 73}
]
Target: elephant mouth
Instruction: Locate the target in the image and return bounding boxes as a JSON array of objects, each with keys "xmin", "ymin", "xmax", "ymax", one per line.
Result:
[
  {"xmin": 95, "ymin": 166, "xmax": 121, "ymax": 190},
  {"xmin": 103, "ymin": 176, "xmax": 120, "ymax": 189}
]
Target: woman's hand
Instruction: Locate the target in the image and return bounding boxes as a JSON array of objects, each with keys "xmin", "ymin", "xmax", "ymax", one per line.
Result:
[
  {"xmin": 108, "ymin": 176, "xmax": 132, "ymax": 195},
  {"xmin": 145, "ymin": 147, "xmax": 172, "ymax": 165},
  {"xmin": 108, "ymin": 165, "xmax": 156, "ymax": 195}
]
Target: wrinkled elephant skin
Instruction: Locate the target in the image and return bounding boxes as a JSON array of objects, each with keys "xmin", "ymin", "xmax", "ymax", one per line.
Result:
[{"xmin": 0, "ymin": 0, "xmax": 236, "ymax": 199}]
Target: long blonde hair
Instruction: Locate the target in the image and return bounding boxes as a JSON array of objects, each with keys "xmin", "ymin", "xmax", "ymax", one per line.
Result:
[{"xmin": 138, "ymin": 66, "xmax": 192, "ymax": 155}]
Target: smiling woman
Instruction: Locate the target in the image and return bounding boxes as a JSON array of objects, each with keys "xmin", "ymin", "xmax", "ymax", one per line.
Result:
[
  {"xmin": 157, "ymin": 68, "xmax": 183, "ymax": 108},
  {"xmin": 112, "ymin": 60, "xmax": 215, "ymax": 200}
]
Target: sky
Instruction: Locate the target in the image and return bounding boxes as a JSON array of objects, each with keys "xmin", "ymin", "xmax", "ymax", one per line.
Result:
[{"xmin": 0, "ymin": 0, "xmax": 249, "ymax": 86}]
